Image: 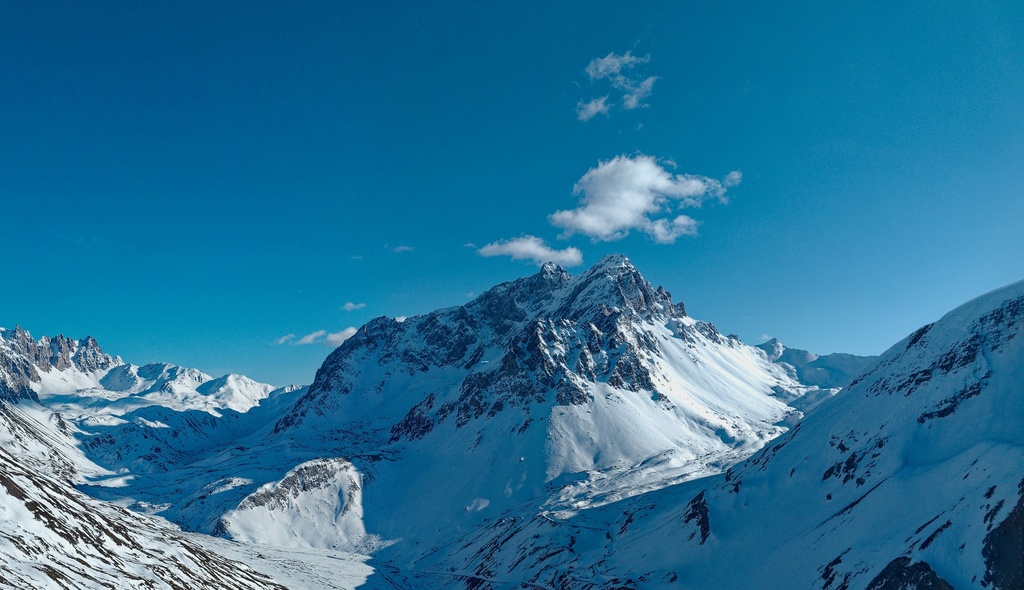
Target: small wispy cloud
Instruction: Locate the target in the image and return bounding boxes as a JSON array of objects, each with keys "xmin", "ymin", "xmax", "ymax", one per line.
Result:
[
  {"xmin": 478, "ymin": 235, "xmax": 583, "ymax": 267},
  {"xmin": 392, "ymin": 245, "xmax": 414, "ymax": 253},
  {"xmin": 549, "ymin": 154, "xmax": 741, "ymax": 244},
  {"xmin": 295, "ymin": 330, "xmax": 327, "ymax": 345},
  {"xmin": 286, "ymin": 327, "xmax": 358, "ymax": 347},
  {"xmin": 576, "ymin": 96, "xmax": 610, "ymax": 121},
  {"xmin": 585, "ymin": 51, "xmax": 649, "ymax": 81},
  {"xmin": 621, "ymin": 76, "xmax": 657, "ymax": 110},
  {"xmin": 395, "ymin": 316, "xmax": 408, "ymax": 323},
  {"xmin": 341, "ymin": 302, "xmax": 366, "ymax": 312},
  {"xmin": 578, "ymin": 50, "xmax": 658, "ymax": 120}
]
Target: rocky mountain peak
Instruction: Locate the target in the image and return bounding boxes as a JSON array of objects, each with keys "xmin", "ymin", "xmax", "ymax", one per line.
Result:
[
  {"xmin": 0, "ymin": 327, "xmax": 122, "ymax": 401},
  {"xmin": 556, "ymin": 254, "xmax": 676, "ymax": 321}
]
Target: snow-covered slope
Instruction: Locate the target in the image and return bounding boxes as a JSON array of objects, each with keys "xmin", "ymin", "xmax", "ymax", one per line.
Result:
[
  {"xmin": 1, "ymin": 325, "xmax": 276, "ymax": 420},
  {"xmin": 221, "ymin": 457, "xmax": 381, "ymax": 552},
  {"xmin": 0, "ymin": 441, "xmax": 286, "ymax": 589},
  {"xmin": 421, "ymin": 279, "xmax": 1024, "ymax": 589},
  {"xmin": 0, "ymin": 329, "xmax": 385, "ymax": 588}
]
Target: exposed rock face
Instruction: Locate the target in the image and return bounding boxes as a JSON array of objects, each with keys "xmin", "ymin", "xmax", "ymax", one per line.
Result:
[
  {"xmin": 983, "ymin": 479, "xmax": 1024, "ymax": 590},
  {"xmin": 865, "ymin": 557, "xmax": 954, "ymax": 590}
]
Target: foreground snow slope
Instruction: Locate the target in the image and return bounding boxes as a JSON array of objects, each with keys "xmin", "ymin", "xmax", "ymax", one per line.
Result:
[
  {"xmin": 0, "ymin": 442, "xmax": 286, "ymax": 589},
  {"xmin": 422, "ymin": 279, "xmax": 1024, "ymax": 589}
]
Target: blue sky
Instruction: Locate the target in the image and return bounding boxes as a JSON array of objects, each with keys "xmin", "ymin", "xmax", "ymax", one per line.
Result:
[{"xmin": 2, "ymin": 2, "xmax": 1022, "ymax": 385}]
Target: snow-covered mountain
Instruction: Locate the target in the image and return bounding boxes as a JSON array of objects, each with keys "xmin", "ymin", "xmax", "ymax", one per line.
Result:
[
  {"xmin": 235, "ymin": 254, "xmax": 842, "ymax": 552},
  {"xmin": 5, "ymin": 256, "xmax": 850, "ymax": 555},
  {"xmin": 0, "ymin": 326, "xmax": 120, "ymax": 402},
  {"xmin": 417, "ymin": 278, "xmax": 1024, "ymax": 589},
  {"xmin": 0, "ymin": 325, "xmax": 276, "ymax": 419},
  {"xmin": 756, "ymin": 337, "xmax": 877, "ymax": 389}
]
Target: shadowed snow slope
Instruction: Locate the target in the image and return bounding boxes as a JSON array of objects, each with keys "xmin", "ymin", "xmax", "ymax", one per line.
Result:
[{"xmin": 419, "ymin": 279, "xmax": 1024, "ymax": 589}]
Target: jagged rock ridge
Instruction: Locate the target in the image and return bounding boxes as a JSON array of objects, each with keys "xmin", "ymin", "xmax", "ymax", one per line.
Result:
[{"xmin": 0, "ymin": 326, "xmax": 120, "ymax": 401}]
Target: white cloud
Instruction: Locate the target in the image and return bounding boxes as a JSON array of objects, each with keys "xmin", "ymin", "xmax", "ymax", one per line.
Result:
[
  {"xmin": 288, "ymin": 327, "xmax": 358, "ymax": 346},
  {"xmin": 724, "ymin": 170, "xmax": 743, "ymax": 188},
  {"xmin": 274, "ymin": 334, "xmax": 295, "ymax": 345},
  {"xmin": 579, "ymin": 51, "xmax": 657, "ymax": 119},
  {"xmin": 549, "ymin": 154, "xmax": 740, "ymax": 243},
  {"xmin": 585, "ymin": 51, "xmax": 649, "ymax": 81},
  {"xmin": 646, "ymin": 215, "xmax": 700, "ymax": 244},
  {"xmin": 392, "ymin": 245, "xmax": 414, "ymax": 253},
  {"xmin": 477, "ymin": 235, "xmax": 583, "ymax": 267},
  {"xmin": 622, "ymin": 76, "xmax": 658, "ymax": 110},
  {"xmin": 576, "ymin": 96, "xmax": 610, "ymax": 121},
  {"xmin": 342, "ymin": 302, "xmax": 365, "ymax": 312},
  {"xmin": 295, "ymin": 330, "xmax": 326, "ymax": 345},
  {"xmin": 326, "ymin": 327, "xmax": 358, "ymax": 346},
  {"xmin": 395, "ymin": 316, "xmax": 407, "ymax": 323}
]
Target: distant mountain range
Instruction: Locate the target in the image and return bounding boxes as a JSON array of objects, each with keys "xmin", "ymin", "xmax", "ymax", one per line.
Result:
[{"xmin": 0, "ymin": 255, "xmax": 1020, "ymax": 589}]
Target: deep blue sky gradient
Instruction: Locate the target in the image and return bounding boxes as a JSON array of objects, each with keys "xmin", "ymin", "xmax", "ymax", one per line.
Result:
[{"xmin": 3, "ymin": 2, "xmax": 1022, "ymax": 384}]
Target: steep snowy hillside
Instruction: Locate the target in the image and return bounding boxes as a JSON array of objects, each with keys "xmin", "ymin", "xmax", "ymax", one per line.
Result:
[
  {"xmin": 424, "ymin": 279, "xmax": 1024, "ymax": 589},
  {"xmin": 240, "ymin": 254, "xmax": 833, "ymax": 551},
  {"xmin": 0, "ymin": 441, "xmax": 286, "ymax": 589}
]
